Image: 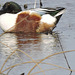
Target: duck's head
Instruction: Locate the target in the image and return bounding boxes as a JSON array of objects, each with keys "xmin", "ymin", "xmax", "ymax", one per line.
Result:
[{"xmin": 0, "ymin": 1, "xmax": 22, "ymax": 15}]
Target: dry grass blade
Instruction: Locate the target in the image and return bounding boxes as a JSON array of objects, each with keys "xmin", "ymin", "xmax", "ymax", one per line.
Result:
[
  {"xmin": 28, "ymin": 50, "xmax": 75, "ymax": 74},
  {"xmin": 0, "ymin": 41, "xmax": 45, "ymax": 75},
  {"xmin": 0, "ymin": 39, "xmax": 75, "ymax": 74},
  {"xmin": 0, "ymin": 41, "xmax": 16, "ymax": 72},
  {"xmin": 41, "ymin": 62, "xmax": 75, "ymax": 72},
  {"xmin": 30, "ymin": 68, "xmax": 58, "ymax": 75},
  {"xmin": 0, "ymin": 14, "xmax": 26, "ymax": 36},
  {"xmin": 34, "ymin": 0, "xmax": 36, "ymax": 8},
  {"xmin": 16, "ymin": 49, "xmax": 45, "ymax": 75},
  {"xmin": 6, "ymin": 17, "xmax": 26, "ymax": 32},
  {"xmin": 23, "ymin": 0, "xmax": 47, "ymax": 5},
  {"xmin": 2, "ymin": 60, "xmax": 75, "ymax": 74},
  {"xmin": 0, "ymin": 49, "xmax": 17, "ymax": 72},
  {"xmin": 0, "ymin": 33, "xmax": 6, "ymax": 37},
  {"xmin": 2, "ymin": 61, "xmax": 35, "ymax": 73},
  {"xmin": 31, "ymin": 62, "xmax": 75, "ymax": 75},
  {"xmin": 0, "ymin": 41, "xmax": 13, "ymax": 50},
  {"xmin": 0, "ymin": 39, "xmax": 23, "ymax": 62},
  {"xmin": 1, "ymin": 60, "xmax": 74, "ymax": 74},
  {"xmin": 0, "ymin": 41, "xmax": 22, "ymax": 72}
]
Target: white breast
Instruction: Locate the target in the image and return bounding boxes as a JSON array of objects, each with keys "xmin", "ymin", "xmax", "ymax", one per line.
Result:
[
  {"xmin": 0, "ymin": 13, "xmax": 17, "ymax": 32},
  {"xmin": 40, "ymin": 14, "xmax": 56, "ymax": 24}
]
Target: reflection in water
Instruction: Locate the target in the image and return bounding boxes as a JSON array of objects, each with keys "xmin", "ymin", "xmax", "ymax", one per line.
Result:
[
  {"xmin": 0, "ymin": 32, "xmax": 62, "ymax": 75},
  {"xmin": 0, "ymin": 33, "xmax": 56, "ymax": 57},
  {"xmin": 0, "ymin": 33, "xmax": 18, "ymax": 55},
  {"xmin": 0, "ymin": 33, "xmax": 58, "ymax": 59}
]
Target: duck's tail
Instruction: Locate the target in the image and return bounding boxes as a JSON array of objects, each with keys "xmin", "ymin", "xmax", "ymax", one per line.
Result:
[
  {"xmin": 54, "ymin": 7, "xmax": 65, "ymax": 17},
  {"xmin": 54, "ymin": 7, "xmax": 65, "ymax": 24},
  {"xmin": 36, "ymin": 7, "xmax": 65, "ymax": 25}
]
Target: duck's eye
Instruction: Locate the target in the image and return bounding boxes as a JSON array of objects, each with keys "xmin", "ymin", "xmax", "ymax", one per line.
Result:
[{"xmin": 7, "ymin": 3, "xmax": 10, "ymax": 6}]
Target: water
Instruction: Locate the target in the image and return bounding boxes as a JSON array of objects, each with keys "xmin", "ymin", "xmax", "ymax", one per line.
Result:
[
  {"xmin": 0, "ymin": 0, "xmax": 75, "ymax": 75},
  {"xmin": 0, "ymin": 33, "xmax": 67, "ymax": 75}
]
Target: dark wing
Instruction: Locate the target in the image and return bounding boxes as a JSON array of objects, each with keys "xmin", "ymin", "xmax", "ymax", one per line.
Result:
[{"xmin": 30, "ymin": 7, "xmax": 65, "ymax": 16}]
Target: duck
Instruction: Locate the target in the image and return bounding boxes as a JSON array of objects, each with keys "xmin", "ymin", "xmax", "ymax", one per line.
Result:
[{"xmin": 0, "ymin": 1, "xmax": 65, "ymax": 34}]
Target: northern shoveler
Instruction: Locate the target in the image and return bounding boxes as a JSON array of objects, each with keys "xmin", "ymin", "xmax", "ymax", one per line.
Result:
[{"xmin": 0, "ymin": 1, "xmax": 65, "ymax": 34}]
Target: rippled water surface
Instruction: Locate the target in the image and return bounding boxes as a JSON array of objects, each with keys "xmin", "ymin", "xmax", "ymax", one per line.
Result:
[{"xmin": 0, "ymin": 0, "xmax": 75, "ymax": 75}]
